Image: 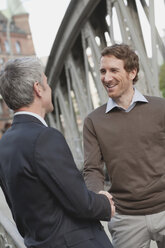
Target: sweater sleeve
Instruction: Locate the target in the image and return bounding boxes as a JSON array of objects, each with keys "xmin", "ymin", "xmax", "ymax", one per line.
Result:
[
  {"xmin": 83, "ymin": 116, "xmax": 105, "ymax": 192},
  {"xmin": 34, "ymin": 127, "xmax": 111, "ymax": 221}
]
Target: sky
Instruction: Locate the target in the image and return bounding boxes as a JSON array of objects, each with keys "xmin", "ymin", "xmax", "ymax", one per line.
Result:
[
  {"xmin": 23, "ymin": 0, "xmax": 71, "ymax": 57},
  {"xmin": 0, "ymin": 0, "xmax": 165, "ymax": 58}
]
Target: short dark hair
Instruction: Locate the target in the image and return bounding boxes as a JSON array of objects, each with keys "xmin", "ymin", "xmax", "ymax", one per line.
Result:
[{"xmin": 101, "ymin": 43, "xmax": 139, "ymax": 84}]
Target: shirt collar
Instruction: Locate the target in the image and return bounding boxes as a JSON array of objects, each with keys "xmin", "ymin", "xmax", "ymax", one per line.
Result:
[
  {"xmin": 105, "ymin": 88, "xmax": 148, "ymax": 113},
  {"xmin": 14, "ymin": 111, "xmax": 48, "ymax": 127}
]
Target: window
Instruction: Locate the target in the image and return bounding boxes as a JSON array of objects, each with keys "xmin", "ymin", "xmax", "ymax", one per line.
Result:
[
  {"xmin": 4, "ymin": 40, "xmax": 10, "ymax": 53},
  {"xmin": 15, "ymin": 41, "xmax": 21, "ymax": 54},
  {"xmin": 0, "ymin": 58, "xmax": 4, "ymax": 65}
]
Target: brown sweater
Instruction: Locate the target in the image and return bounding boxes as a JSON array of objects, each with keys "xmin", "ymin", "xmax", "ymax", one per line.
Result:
[{"xmin": 83, "ymin": 96, "xmax": 165, "ymax": 215}]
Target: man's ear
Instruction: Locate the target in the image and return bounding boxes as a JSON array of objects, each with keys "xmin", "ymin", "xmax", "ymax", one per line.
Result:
[
  {"xmin": 129, "ymin": 69, "xmax": 137, "ymax": 80},
  {"xmin": 33, "ymin": 82, "xmax": 42, "ymax": 97}
]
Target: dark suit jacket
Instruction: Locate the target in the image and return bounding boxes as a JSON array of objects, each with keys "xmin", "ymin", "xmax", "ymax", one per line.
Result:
[{"xmin": 0, "ymin": 114, "xmax": 113, "ymax": 248}]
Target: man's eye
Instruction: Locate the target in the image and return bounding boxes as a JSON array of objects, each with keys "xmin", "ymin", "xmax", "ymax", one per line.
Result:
[{"xmin": 111, "ymin": 69, "xmax": 118, "ymax": 73}]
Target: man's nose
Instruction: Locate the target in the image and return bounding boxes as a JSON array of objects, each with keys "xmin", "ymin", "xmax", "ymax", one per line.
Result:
[{"xmin": 104, "ymin": 72, "xmax": 113, "ymax": 82}]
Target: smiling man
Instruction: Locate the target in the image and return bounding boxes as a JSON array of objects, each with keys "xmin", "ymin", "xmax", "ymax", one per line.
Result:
[{"xmin": 83, "ymin": 43, "xmax": 165, "ymax": 248}]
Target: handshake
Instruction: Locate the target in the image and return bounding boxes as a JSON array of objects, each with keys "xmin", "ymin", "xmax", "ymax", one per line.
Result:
[{"xmin": 99, "ymin": 191, "xmax": 115, "ymax": 217}]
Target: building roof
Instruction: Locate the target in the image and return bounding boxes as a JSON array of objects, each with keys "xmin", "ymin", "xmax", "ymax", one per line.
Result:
[{"xmin": 0, "ymin": 10, "xmax": 26, "ymax": 35}]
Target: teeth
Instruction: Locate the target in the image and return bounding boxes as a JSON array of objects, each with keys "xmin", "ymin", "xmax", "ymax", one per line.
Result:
[{"xmin": 106, "ymin": 84, "xmax": 115, "ymax": 88}]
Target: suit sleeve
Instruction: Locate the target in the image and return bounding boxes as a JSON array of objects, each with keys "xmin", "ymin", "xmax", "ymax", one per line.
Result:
[
  {"xmin": 83, "ymin": 116, "xmax": 105, "ymax": 192},
  {"xmin": 34, "ymin": 127, "xmax": 111, "ymax": 221}
]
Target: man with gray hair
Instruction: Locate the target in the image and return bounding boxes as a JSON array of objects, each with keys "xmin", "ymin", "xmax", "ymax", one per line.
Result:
[{"xmin": 0, "ymin": 57, "xmax": 115, "ymax": 248}]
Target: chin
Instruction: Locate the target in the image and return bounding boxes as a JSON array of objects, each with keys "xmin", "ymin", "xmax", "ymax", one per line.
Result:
[
  {"xmin": 46, "ymin": 105, "xmax": 54, "ymax": 114},
  {"xmin": 49, "ymin": 107, "xmax": 54, "ymax": 113},
  {"xmin": 108, "ymin": 93, "xmax": 117, "ymax": 98}
]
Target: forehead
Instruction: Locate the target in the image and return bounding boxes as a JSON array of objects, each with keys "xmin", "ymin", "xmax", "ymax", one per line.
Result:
[{"xmin": 100, "ymin": 55, "xmax": 124, "ymax": 68}]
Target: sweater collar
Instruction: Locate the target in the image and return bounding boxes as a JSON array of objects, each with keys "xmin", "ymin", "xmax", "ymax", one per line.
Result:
[{"xmin": 106, "ymin": 88, "xmax": 148, "ymax": 113}]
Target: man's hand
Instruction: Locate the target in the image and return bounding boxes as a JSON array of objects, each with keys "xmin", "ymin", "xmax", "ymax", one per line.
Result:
[{"xmin": 98, "ymin": 191, "xmax": 115, "ymax": 217}]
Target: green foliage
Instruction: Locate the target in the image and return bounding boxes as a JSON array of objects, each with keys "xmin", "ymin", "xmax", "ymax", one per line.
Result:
[{"xmin": 159, "ymin": 63, "xmax": 165, "ymax": 98}]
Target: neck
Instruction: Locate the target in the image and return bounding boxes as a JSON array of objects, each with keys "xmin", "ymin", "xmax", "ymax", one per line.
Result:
[
  {"xmin": 15, "ymin": 106, "xmax": 45, "ymax": 119},
  {"xmin": 114, "ymin": 87, "xmax": 134, "ymax": 110}
]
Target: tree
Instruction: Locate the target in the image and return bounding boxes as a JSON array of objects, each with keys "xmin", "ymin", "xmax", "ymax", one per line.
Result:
[{"xmin": 159, "ymin": 63, "xmax": 165, "ymax": 98}]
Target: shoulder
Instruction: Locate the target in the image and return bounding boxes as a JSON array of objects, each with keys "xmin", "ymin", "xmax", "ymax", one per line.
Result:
[
  {"xmin": 36, "ymin": 127, "xmax": 65, "ymax": 144},
  {"xmin": 144, "ymin": 95, "xmax": 165, "ymax": 109},
  {"xmin": 85, "ymin": 104, "xmax": 107, "ymax": 122},
  {"xmin": 145, "ymin": 95, "xmax": 165, "ymax": 104},
  {"xmin": 35, "ymin": 127, "xmax": 71, "ymax": 157},
  {"xmin": 83, "ymin": 104, "xmax": 107, "ymax": 133},
  {"xmin": 34, "ymin": 127, "xmax": 76, "ymax": 171}
]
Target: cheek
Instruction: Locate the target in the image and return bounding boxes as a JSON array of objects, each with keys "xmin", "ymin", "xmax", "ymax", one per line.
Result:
[{"xmin": 116, "ymin": 75, "xmax": 125, "ymax": 83}]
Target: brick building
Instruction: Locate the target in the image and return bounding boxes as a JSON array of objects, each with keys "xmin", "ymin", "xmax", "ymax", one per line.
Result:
[{"xmin": 0, "ymin": 0, "xmax": 35, "ymax": 138}]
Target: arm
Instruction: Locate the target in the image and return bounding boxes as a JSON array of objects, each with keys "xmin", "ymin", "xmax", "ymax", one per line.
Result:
[
  {"xmin": 83, "ymin": 116, "xmax": 105, "ymax": 192},
  {"xmin": 34, "ymin": 128, "xmax": 111, "ymax": 221}
]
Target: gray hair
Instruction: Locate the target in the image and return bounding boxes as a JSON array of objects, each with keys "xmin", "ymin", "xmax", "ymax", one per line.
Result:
[{"xmin": 0, "ymin": 57, "xmax": 44, "ymax": 110}]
